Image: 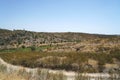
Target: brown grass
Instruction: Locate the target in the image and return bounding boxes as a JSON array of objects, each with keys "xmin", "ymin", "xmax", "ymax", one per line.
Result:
[
  {"xmin": 0, "ymin": 50, "xmax": 120, "ymax": 72},
  {"xmin": 0, "ymin": 72, "xmax": 26, "ymax": 80}
]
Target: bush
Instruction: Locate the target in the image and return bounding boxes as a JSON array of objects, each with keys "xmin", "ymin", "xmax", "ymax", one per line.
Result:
[
  {"xmin": 30, "ymin": 46, "xmax": 36, "ymax": 51},
  {"xmin": 21, "ymin": 45, "xmax": 25, "ymax": 49}
]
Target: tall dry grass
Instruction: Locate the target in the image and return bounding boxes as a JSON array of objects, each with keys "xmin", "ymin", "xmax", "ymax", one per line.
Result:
[
  {"xmin": 0, "ymin": 72, "xmax": 26, "ymax": 80},
  {"xmin": 0, "ymin": 57, "xmax": 120, "ymax": 80}
]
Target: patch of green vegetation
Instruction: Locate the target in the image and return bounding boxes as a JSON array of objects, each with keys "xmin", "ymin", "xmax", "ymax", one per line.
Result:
[
  {"xmin": 0, "ymin": 47, "xmax": 31, "ymax": 53},
  {"xmin": 0, "ymin": 45, "xmax": 54, "ymax": 53},
  {"xmin": 35, "ymin": 45, "xmax": 51, "ymax": 51}
]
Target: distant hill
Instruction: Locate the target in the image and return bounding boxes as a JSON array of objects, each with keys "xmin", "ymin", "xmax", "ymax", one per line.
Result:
[{"xmin": 0, "ymin": 28, "xmax": 120, "ymax": 53}]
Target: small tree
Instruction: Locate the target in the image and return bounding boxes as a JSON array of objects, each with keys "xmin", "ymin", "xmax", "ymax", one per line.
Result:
[
  {"xmin": 30, "ymin": 46, "xmax": 36, "ymax": 51},
  {"xmin": 22, "ymin": 45, "xmax": 25, "ymax": 49}
]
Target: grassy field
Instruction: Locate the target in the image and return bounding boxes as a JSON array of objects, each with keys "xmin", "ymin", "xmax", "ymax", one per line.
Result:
[
  {"xmin": 0, "ymin": 47, "xmax": 120, "ymax": 80},
  {"xmin": 0, "ymin": 45, "xmax": 49, "ymax": 53},
  {"xmin": 0, "ymin": 47, "xmax": 120, "ymax": 73}
]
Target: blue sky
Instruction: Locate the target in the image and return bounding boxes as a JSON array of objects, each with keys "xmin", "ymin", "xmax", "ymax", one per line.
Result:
[{"xmin": 0, "ymin": 0, "xmax": 120, "ymax": 34}]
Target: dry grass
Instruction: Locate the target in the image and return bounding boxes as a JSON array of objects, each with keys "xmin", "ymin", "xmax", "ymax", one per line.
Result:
[
  {"xmin": 0, "ymin": 50, "xmax": 120, "ymax": 72},
  {"xmin": 0, "ymin": 72, "xmax": 26, "ymax": 80},
  {"xmin": 0, "ymin": 57, "xmax": 66, "ymax": 80},
  {"xmin": 0, "ymin": 57, "xmax": 119, "ymax": 80}
]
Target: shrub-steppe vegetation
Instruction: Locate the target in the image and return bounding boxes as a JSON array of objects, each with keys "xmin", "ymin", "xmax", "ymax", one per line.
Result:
[
  {"xmin": 0, "ymin": 47, "xmax": 120, "ymax": 73},
  {"xmin": 0, "ymin": 29, "xmax": 120, "ymax": 80}
]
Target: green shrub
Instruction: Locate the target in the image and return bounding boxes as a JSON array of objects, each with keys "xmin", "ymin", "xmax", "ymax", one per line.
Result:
[{"xmin": 30, "ymin": 46, "xmax": 36, "ymax": 51}]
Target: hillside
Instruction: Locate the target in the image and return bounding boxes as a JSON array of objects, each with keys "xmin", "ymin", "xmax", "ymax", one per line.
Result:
[
  {"xmin": 0, "ymin": 28, "xmax": 120, "ymax": 73},
  {"xmin": 0, "ymin": 29, "xmax": 120, "ymax": 53}
]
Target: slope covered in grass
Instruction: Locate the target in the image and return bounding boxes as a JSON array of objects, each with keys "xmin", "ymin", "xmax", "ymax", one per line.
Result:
[{"xmin": 0, "ymin": 49, "xmax": 120, "ymax": 73}]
